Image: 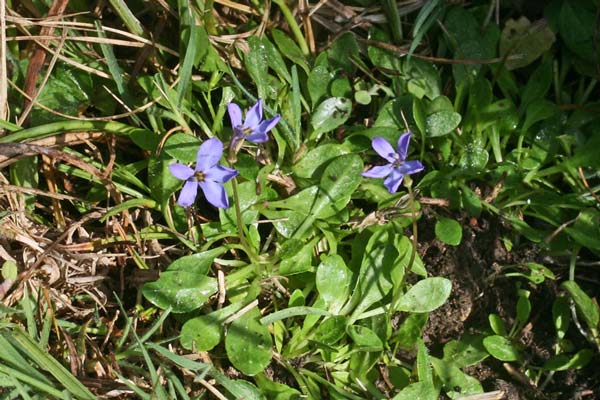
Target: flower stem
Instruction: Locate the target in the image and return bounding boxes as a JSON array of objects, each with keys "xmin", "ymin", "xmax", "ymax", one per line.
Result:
[
  {"xmin": 392, "ymin": 177, "xmax": 418, "ymax": 310},
  {"xmin": 230, "ymin": 177, "xmax": 258, "ymax": 262}
]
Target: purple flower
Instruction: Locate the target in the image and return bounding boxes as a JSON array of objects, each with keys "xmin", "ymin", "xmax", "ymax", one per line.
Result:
[
  {"xmin": 362, "ymin": 132, "xmax": 424, "ymax": 193},
  {"xmin": 227, "ymin": 99, "xmax": 281, "ymax": 143},
  {"xmin": 169, "ymin": 138, "xmax": 239, "ymax": 208}
]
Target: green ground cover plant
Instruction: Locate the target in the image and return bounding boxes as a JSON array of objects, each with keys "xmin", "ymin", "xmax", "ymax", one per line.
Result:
[{"xmin": 0, "ymin": 0, "xmax": 599, "ymax": 398}]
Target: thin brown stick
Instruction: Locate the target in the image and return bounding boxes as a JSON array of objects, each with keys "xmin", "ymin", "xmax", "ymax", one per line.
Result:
[
  {"xmin": 0, "ymin": 0, "xmax": 8, "ymax": 123},
  {"xmin": 578, "ymin": 167, "xmax": 600, "ymax": 205}
]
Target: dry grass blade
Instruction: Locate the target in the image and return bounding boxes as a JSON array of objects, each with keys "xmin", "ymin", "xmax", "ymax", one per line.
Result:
[{"xmin": 0, "ymin": 0, "xmax": 8, "ymax": 122}]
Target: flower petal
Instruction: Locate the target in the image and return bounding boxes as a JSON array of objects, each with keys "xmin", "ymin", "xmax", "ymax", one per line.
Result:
[
  {"xmin": 199, "ymin": 180, "xmax": 229, "ymax": 208},
  {"xmin": 169, "ymin": 163, "xmax": 194, "ymax": 181},
  {"xmin": 244, "ymin": 99, "xmax": 263, "ymax": 129},
  {"xmin": 204, "ymin": 165, "xmax": 239, "ymax": 183},
  {"xmin": 397, "ymin": 132, "xmax": 412, "ymax": 161},
  {"xmin": 196, "ymin": 138, "xmax": 223, "ymax": 171},
  {"xmin": 399, "ymin": 159, "xmax": 425, "ymax": 175},
  {"xmin": 383, "ymin": 168, "xmax": 404, "ymax": 193},
  {"xmin": 227, "ymin": 103, "xmax": 243, "ymax": 128},
  {"xmin": 177, "ymin": 180, "xmax": 198, "ymax": 207},
  {"xmin": 371, "ymin": 137, "xmax": 397, "ymax": 163},
  {"xmin": 362, "ymin": 164, "xmax": 393, "ymax": 178},
  {"xmin": 245, "ymin": 131, "xmax": 269, "ymax": 143},
  {"xmin": 252, "ymin": 114, "xmax": 281, "ymax": 138}
]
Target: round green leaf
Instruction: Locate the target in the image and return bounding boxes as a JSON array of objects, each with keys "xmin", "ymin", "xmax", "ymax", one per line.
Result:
[
  {"xmin": 355, "ymin": 90, "xmax": 372, "ymax": 105},
  {"xmin": 180, "ymin": 315, "xmax": 223, "ymax": 351},
  {"xmin": 142, "ymin": 250, "xmax": 223, "ymax": 313},
  {"xmin": 483, "ymin": 335, "xmax": 520, "ymax": 361},
  {"xmin": 459, "ymin": 143, "xmax": 489, "ymax": 172},
  {"xmin": 425, "ymin": 110, "xmax": 461, "ymax": 137},
  {"xmin": 499, "ymin": 17, "xmax": 555, "ymax": 70},
  {"xmin": 142, "ymin": 273, "xmax": 217, "ymax": 313},
  {"xmin": 2, "ymin": 260, "xmax": 17, "ymax": 281},
  {"xmin": 310, "ymin": 97, "xmax": 352, "ymax": 137},
  {"xmin": 225, "ymin": 309, "xmax": 272, "ymax": 376},
  {"xmin": 435, "ymin": 217, "xmax": 462, "ymax": 246},
  {"xmin": 395, "ymin": 277, "xmax": 452, "ymax": 313}
]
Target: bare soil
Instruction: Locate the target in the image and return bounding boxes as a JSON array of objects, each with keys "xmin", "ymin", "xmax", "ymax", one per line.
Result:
[{"xmin": 418, "ymin": 208, "xmax": 599, "ymax": 400}]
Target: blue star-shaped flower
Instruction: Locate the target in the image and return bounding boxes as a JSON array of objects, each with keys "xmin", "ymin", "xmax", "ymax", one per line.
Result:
[
  {"xmin": 169, "ymin": 138, "xmax": 238, "ymax": 208},
  {"xmin": 227, "ymin": 99, "xmax": 281, "ymax": 143},
  {"xmin": 362, "ymin": 132, "xmax": 424, "ymax": 193}
]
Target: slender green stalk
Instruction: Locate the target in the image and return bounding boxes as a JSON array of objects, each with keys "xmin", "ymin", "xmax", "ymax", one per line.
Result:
[
  {"xmin": 272, "ymin": 0, "xmax": 310, "ymax": 56},
  {"xmin": 231, "ymin": 177, "xmax": 258, "ymax": 262},
  {"xmin": 392, "ymin": 176, "xmax": 418, "ymax": 310}
]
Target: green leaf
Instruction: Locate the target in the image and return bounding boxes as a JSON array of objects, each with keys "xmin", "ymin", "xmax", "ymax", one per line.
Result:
[
  {"xmin": 499, "ymin": 17, "xmax": 555, "ymax": 70},
  {"xmin": 261, "ymin": 36, "xmax": 292, "ymax": 83},
  {"xmin": 561, "ymin": 280, "xmax": 600, "ymax": 330},
  {"xmin": 328, "ymin": 32, "xmax": 359, "ymax": 74},
  {"xmin": 245, "ymin": 36, "xmax": 270, "ymax": 100},
  {"xmin": 312, "ymin": 316, "xmax": 348, "ymax": 346},
  {"xmin": 483, "ymin": 335, "xmax": 520, "ymax": 361},
  {"xmin": 516, "ymin": 289, "xmax": 531, "ymax": 325},
  {"xmin": 31, "ymin": 66, "xmax": 92, "ymax": 125},
  {"xmin": 425, "ymin": 111, "xmax": 461, "ymax": 137},
  {"xmin": 260, "ymin": 307, "xmax": 330, "ymax": 326},
  {"xmin": 459, "ymin": 142, "xmax": 489, "ymax": 172},
  {"xmin": 279, "ymin": 237, "xmax": 316, "ymax": 275},
  {"xmin": 347, "ymin": 325, "xmax": 383, "ymax": 351},
  {"xmin": 395, "ymin": 277, "xmax": 452, "ymax": 313},
  {"xmin": 142, "ymin": 249, "xmax": 225, "ymax": 313},
  {"xmin": 367, "ymin": 27, "xmax": 402, "ymax": 71},
  {"xmin": 393, "ymin": 313, "xmax": 428, "ymax": 349},
  {"xmin": 316, "ymin": 255, "xmax": 353, "ymax": 314},
  {"xmin": 310, "ymin": 97, "xmax": 352, "ymax": 139},
  {"xmin": 225, "ymin": 308, "xmax": 272, "ymax": 376},
  {"xmin": 403, "ymin": 59, "xmax": 441, "ymax": 100},
  {"xmin": 444, "ymin": 7, "xmax": 499, "ymax": 84},
  {"xmin": 564, "ymin": 209, "xmax": 600, "ymax": 252},
  {"xmin": 442, "ymin": 334, "xmax": 489, "ymax": 368},
  {"xmin": 558, "ymin": 2, "xmax": 598, "ymax": 63},
  {"xmin": 431, "ymin": 357, "xmax": 483, "ymax": 398},
  {"xmin": 520, "ymin": 58, "xmax": 552, "ymax": 111},
  {"xmin": 543, "ymin": 349, "xmax": 594, "ymax": 371},
  {"xmin": 292, "ymin": 143, "xmax": 350, "ymax": 179},
  {"xmin": 488, "ymin": 313, "xmax": 507, "ymax": 336},
  {"xmin": 147, "ymin": 156, "xmax": 182, "ymax": 205},
  {"xmin": 180, "ymin": 303, "xmax": 243, "ymax": 351},
  {"xmin": 392, "ymin": 382, "xmax": 438, "ymax": 400},
  {"xmin": 163, "ymin": 133, "xmax": 201, "ymax": 163},
  {"xmin": 552, "ymin": 296, "xmax": 571, "ymax": 340},
  {"xmin": 434, "ymin": 217, "xmax": 462, "ymax": 246},
  {"xmin": 307, "ymin": 65, "xmax": 332, "ymax": 107},
  {"xmin": 347, "ymin": 228, "xmax": 396, "ymax": 320},
  {"xmin": 272, "ymin": 29, "xmax": 310, "ymax": 74},
  {"xmin": 293, "ymin": 154, "xmax": 363, "ymax": 238},
  {"xmin": 2, "ymin": 261, "xmax": 17, "ymax": 281},
  {"xmin": 522, "ymin": 100, "xmax": 558, "ymax": 133},
  {"xmin": 417, "ymin": 338, "xmax": 433, "ymax": 384},
  {"xmin": 254, "ymin": 372, "xmax": 302, "ymax": 400}
]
